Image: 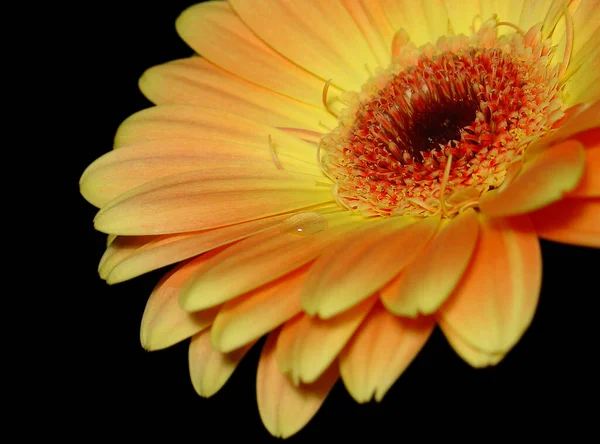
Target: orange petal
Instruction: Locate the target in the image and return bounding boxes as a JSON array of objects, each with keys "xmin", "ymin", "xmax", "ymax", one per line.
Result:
[
  {"xmin": 179, "ymin": 212, "xmax": 370, "ymax": 312},
  {"xmin": 140, "ymin": 254, "xmax": 223, "ymax": 351},
  {"xmin": 479, "ymin": 140, "xmax": 585, "ymax": 216},
  {"xmin": 438, "ymin": 215, "xmax": 542, "ymax": 355},
  {"xmin": 139, "ymin": 57, "xmax": 334, "ymax": 132},
  {"xmin": 381, "ymin": 209, "xmax": 480, "ymax": 317},
  {"xmin": 210, "ymin": 266, "xmax": 308, "ymax": 353},
  {"xmin": 81, "ymin": 138, "xmax": 318, "ymax": 208},
  {"xmin": 100, "ymin": 215, "xmax": 287, "ymax": 284},
  {"xmin": 113, "ymin": 105, "xmax": 320, "ymax": 174},
  {"xmin": 302, "ymin": 217, "xmax": 439, "ymax": 319},
  {"xmin": 188, "ymin": 328, "xmax": 254, "ymax": 398},
  {"xmin": 530, "ymin": 198, "xmax": 600, "ymax": 248},
  {"xmin": 339, "ymin": 303, "xmax": 434, "ymax": 403},
  {"xmin": 94, "ymin": 168, "xmax": 333, "ymax": 235},
  {"xmin": 276, "ymin": 296, "xmax": 376, "ymax": 385},
  {"xmin": 228, "ymin": 0, "xmax": 378, "ymax": 92},
  {"xmin": 438, "ymin": 318, "xmax": 505, "ymax": 368},
  {"xmin": 257, "ymin": 330, "xmax": 339, "ymax": 439},
  {"xmin": 175, "ymin": 2, "xmax": 339, "ymax": 107},
  {"xmin": 568, "ymin": 129, "xmax": 600, "ymax": 198}
]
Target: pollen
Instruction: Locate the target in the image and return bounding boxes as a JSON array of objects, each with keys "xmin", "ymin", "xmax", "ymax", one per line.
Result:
[{"xmin": 320, "ymin": 19, "xmax": 566, "ymax": 218}]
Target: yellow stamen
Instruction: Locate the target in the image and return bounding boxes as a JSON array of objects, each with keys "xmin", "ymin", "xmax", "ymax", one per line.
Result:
[
  {"xmin": 558, "ymin": 6, "xmax": 574, "ymax": 80},
  {"xmin": 495, "ymin": 21, "xmax": 526, "ymax": 37},
  {"xmin": 322, "ymin": 79, "xmax": 339, "ymax": 118}
]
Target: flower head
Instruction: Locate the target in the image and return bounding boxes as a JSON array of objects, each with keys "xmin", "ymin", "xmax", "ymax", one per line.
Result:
[{"xmin": 81, "ymin": 0, "xmax": 599, "ymax": 438}]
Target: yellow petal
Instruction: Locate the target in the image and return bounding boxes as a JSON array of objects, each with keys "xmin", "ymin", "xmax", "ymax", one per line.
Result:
[
  {"xmin": 438, "ymin": 215, "xmax": 541, "ymax": 355},
  {"xmin": 210, "ymin": 266, "xmax": 307, "ymax": 353},
  {"xmin": 228, "ymin": 0, "xmax": 377, "ymax": 91},
  {"xmin": 444, "ymin": 0, "xmax": 480, "ymax": 35},
  {"xmin": 479, "ymin": 140, "xmax": 585, "ymax": 216},
  {"xmin": 438, "ymin": 318, "xmax": 505, "ymax": 368},
  {"xmin": 101, "ymin": 215, "xmax": 287, "ymax": 284},
  {"xmin": 140, "ymin": 254, "xmax": 223, "ymax": 351},
  {"xmin": 381, "ymin": 209, "xmax": 480, "ymax": 317},
  {"xmin": 139, "ymin": 57, "xmax": 334, "ymax": 132},
  {"xmin": 257, "ymin": 331, "xmax": 339, "ymax": 439},
  {"xmin": 530, "ymin": 198, "xmax": 600, "ymax": 248},
  {"xmin": 180, "ymin": 212, "xmax": 369, "ymax": 312},
  {"xmin": 339, "ymin": 303, "xmax": 434, "ymax": 403},
  {"xmin": 276, "ymin": 296, "xmax": 376, "ymax": 385},
  {"xmin": 302, "ymin": 217, "xmax": 439, "ymax": 319},
  {"xmin": 81, "ymin": 138, "xmax": 318, "ymax": 207},
  {"xmin": 189, "ymin": 328, "xmax": 254, "ymax": 398},
  {"xmin": 94, "ymin": 168, "xmax": 333, "ymax": 235},
  {"xmin": 113, "ymin": 105, "xmax": 320, "ymax": 173},
  {"xmin": 175, "ymin": 1, "xmax": 340, "ymax": 107}
]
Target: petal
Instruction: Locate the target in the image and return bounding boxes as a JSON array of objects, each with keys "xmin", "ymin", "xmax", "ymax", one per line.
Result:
[
  {"xmin": 210, "ymin": 266, "xmax": 307, "ymax": 353},
  {"xmin": 113, "ymin": 105, "xmax": 320, "ymax": 174},
  {"xmin": 175, "ymin": 1, "xmax": 341, "ymax": 107},
  {"xmin": 568, "ymin": 129, "xmax": 600, "ymax": 198},
  {"xmin": 479, "ymin": 140, "xmax": 585, "ymax": 216},
  {"xmin": 94, "ymin": 168, "xmax": 333, "ymax": 235},
  {"xmin": 381, "ymin": 209, "xmax": 480, "ymax": 317},
  {"xmin": 530, "ymin": 198, "xmax": 600, "ymax": 248},
  {"xmin": 438, "ymin": 215, "xmax": 542, "ymax": 355},
  {"xmin": 228, "ymin": 0, "xmax": 377, "ymax": 91},
  {"xmin": 257, "ymin": 330, "xmax": 339, "ymax": 439},
  {"xmin": 276, "ymin": 296, "xmax": 377, "ymax": 385},
  {"xmin": 100, "ymin": 215, "xmax": 287, "ymax": 284},
  {"xmin": 339, "ymin": 303, "xmax": 434, "ymax": 403},
  {"xmin": 140, "ymin": 254, "xmax": 223, "ymax": 351},
  {"xmin": 444, "ymin": 0, "xmax": 480, "ymax": 35},
  {"xmin": 302, "ymin": 216, "xmax": 439, "ymax": 319},
  {"xmin": 180, "ymin": 212, "xmax": 371, "ymax": 312},
  {"xmin": 438, "ymin": 319, "xmax": 505, "ymax": 368},
  {"xmin": 139, "ymin": 57, "xmax": 335, "ymax": 131},
  {"xmin": 189, "ymin": 328, "xmax": 255, "ymax": 398}
]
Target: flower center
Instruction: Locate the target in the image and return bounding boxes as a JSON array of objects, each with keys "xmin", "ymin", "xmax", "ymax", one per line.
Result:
[{"xmin": 320, "ymin": 20, "xmax": 566, "ymax": 218}]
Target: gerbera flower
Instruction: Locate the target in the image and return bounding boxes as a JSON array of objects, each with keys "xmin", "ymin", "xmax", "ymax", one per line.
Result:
[{"xmin": 81, "ymin": 0, "xmax": 599, "ymax": 438}]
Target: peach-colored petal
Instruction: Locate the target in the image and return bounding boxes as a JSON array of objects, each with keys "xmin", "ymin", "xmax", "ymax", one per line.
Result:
[
  {"xmin": 100, "ymin": 215, "xmax": 287, "ymax": 284},
  {"xmin": 179, "ymin": 212, "xmax": 372, "ymax": 312},
  {"xmin": 302, "ymin": 216, "xmax": 439, "ymax": 319},
  {"xmin": 189, "ymin": 328, "xmax": 255, "ymax": 398},
  {"xmin": 569, "ymin": 129, "xmax": 600, "ymax": 198},
  {"xmin": 140, "ymin": 254, "xmax": 223, "ymax": 351},
  {"xmin": 175, "ymin": 1, "xmax": 341, "ymax": 107},
  {"xmin": 276, "ymin": 296, "xmax": 376, "ymax": 385},
  {"xmin": 479, "ymin": 140, "xmax": 585, "ymax": 216},
  {"xmin": 438, "ymin": 318, "xmax": 505, "ymax": 368},
  {"xmin": 530, "ymin": 198, "xmax": 600, "ymax": 247},
  {"xmin": 339, "ymin": 303, "xmax": 434, "ymax": 403},
  {"xmin": 93, "ymin": 168, "xmax": 333, "ymax": 235},
  {"xmin": 139, "ymin": 57, "xmax": 335, "ymax": 131},
  {"xmin": 210, "ymin": 266, "xmax": 308, "ymax": 353},
  {"xmin": 113, "ymin": 105, "xmax": 320, "ymax": 173},
  {"xmin": 381, "ymin": 209, "xmax": 480, "ymax": 317},
  {"xmin": 228, "ymin": 0, "xmax": 377, "ymax": 91},
  {"xmin": 257, "ymin": 331, "xmax": 339, "ymax": 439},
  {"xmin": 438, "ymin": 215, "xmax": 541, "ymax": 355}
]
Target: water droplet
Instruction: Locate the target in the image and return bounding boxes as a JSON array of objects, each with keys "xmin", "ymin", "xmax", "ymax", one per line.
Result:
[{"xmin": 280, "ymin": 212, "xmax": 328, "ymax": 236}]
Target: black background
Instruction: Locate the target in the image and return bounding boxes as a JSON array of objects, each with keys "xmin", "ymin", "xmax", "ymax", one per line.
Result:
[{"xmin": 70, "ymin": 1, "xmax": 598, "ymax": 440}]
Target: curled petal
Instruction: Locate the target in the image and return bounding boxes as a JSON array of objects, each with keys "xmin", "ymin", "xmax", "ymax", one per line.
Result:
[
  {"xmin": 340, "ymin": 303, "xmax": 434, "ymax": 403},
  {"xmin": 140, "ymin": 254, "xmax": 223, "ymax": 351},
  {"xmin": 438, "ymin": 215, "xmax": 542, "ymax": 356},
  {"xmin": 479, "ymin": 140, "xmax": 585, "ymax": 216},
  {"xmin": 381, "ymin": 209, "xmax": 479, "ymax": 317},
  {"xmin": 257, "ymin": 330, "xmax": 339, "ymax": 439},
  {"xmin": 438, "ymin": 319, "xmax": 505, "ymax": 368},
  {"xmin": 189, "ymin": 328, "xmax": 254, "ymax": 398}
]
